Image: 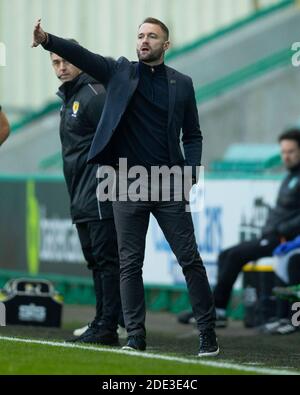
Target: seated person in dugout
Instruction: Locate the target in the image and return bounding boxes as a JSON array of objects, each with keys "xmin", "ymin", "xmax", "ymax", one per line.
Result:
[{"xmin": 178, "ymin": 128, "xmax": 300, "ymax": 328}]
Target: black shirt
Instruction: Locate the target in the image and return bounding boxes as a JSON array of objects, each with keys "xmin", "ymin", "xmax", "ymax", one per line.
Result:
[{"xmin": 112, "ymin": 61, "xmax": 170, "ymax": 168}]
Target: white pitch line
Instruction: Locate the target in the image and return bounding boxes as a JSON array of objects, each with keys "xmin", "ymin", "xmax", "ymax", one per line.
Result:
[{"xmin": 0, "ymin": 335, "xmax": 298, "ymax": 376}]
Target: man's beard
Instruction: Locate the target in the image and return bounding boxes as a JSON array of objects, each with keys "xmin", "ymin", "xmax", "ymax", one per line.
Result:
[
  {"xmin": 137, "ymin": 47, "xmax": 164, "ymax": 63},
  {"xmin": 286, "ymin": 160, "xmax": 300, "ymax": 171}
]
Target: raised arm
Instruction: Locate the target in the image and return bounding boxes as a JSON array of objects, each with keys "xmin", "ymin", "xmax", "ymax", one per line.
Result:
[{"xmin": 32, "ymin": 19, "xmax": 116, "ymax": 85}]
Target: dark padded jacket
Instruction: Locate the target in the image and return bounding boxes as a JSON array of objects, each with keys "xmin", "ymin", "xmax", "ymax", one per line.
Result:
[
  {"xmin": 57, "ymin": 72, "xmax": 112, "ymax": 222},
  {"xmin": 262, "ymin": 164, "xmax": 300, "ymax": 239}
]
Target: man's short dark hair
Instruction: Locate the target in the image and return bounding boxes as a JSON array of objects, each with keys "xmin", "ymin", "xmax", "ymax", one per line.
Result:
[
  {"xmin": 140, "ymin": 17, "xmax": 169, "ymax": 40},
  {"xmin": 278, "ymin": 128, "xmax": 300, "ymax": 148}
]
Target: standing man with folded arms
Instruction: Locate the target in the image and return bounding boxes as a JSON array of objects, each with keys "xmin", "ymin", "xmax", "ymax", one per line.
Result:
[
  {"xmin": 32, "ymin": 17, "xmax": 219, "ymax": 357},
  {"xmin": 0, "ymin": 105, "xmax": 10, "ymax": 145}
]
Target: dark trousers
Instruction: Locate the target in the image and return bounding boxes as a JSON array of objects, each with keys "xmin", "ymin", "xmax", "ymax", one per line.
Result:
[
  {"xmin": 112, "ymin": 199, "xmax": 216, "ymax": 337},
  {"xmin": 76, "ymin": 220, "xmax": 122, "ymax": 331},
  {"xmin": 213, "ymin": 237, "xmax": 280, "ymax": 309}
]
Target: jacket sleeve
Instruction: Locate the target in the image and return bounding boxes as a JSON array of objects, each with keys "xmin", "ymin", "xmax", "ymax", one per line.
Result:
[
  {"xmin": 278, "ymin": 214, "xmax": 300, "ymax": 239},
  {"xmin": 181, "ymin": 78, "xmax": 203, "ymax": 181},
  {"xmin": 43, "ymin": 34, "xmax": 116, "ymax": 85}
]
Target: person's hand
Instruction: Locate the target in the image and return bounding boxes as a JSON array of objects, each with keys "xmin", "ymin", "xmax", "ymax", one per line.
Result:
[{"xmin": 31, "ymin": 18, "xmax": 47, "ymax": 48}]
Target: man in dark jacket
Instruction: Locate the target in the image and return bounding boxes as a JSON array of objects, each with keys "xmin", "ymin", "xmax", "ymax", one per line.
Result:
[
  {"xmin": 33, "ymin": 18, "xmax": 218, "ymax": 357},
  {"xmin": 50, "ymin": 44, "xmax": 122, "ymax": 345},
  {"xmin": 180, "ymin": 129, "xmax": 300, "ymax": 328}
]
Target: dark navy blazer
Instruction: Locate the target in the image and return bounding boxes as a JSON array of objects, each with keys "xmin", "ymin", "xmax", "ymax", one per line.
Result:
[{"xmin": 44, "ymin": 35, "xmax": 203, "ymax": 174}]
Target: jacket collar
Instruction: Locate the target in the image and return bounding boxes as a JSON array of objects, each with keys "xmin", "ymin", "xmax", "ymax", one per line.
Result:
[
  {"xmin": 56, "ymin": 72, "xmax": 96, "ymax": 102},
  {"xmin": 138, "ymin": 61, "xmax": 166, "ymax": 75},
  {"xmin": 127, "ymin": 62, "xmax": 177, "ymax": 130}
]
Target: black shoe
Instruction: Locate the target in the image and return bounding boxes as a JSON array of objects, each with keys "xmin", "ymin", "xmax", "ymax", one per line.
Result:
[
  {"xmin": 177, "ymin": 310, "xmax": 196, "ymax": 325},
  {"xmin": 67, "ymin": 323, "xmax": 119, "ymax": 346},
  {"xmin": 73, "ymin": 319, "xmax": 99, "ymax": 337},
  {"xmin": 258, "ymin": 318, "xmax": 284, "ymax": 334},
  {"xmin": 198, "ymin": 329, "xmax": 219, "ymax": 357},
  {"xmin": 122, "ymin": 335, "xmax": 146, "ymax": 351},
  {"xmin": 271, "ymin": 320, "xmax": 299, "ymax": 335}
]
